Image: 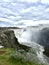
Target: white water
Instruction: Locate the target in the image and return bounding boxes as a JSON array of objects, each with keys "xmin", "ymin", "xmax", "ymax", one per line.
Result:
[
  {"xmin": 0, "ymin": 45, "xmax": 4, "ymax": 48},
  {"xmin": 18, "ymin": 38, "xmax": 48, "ymax": 63},
  {"xmin": 14, "ymin": 28, "xmax": 48, "ymax": 64}
]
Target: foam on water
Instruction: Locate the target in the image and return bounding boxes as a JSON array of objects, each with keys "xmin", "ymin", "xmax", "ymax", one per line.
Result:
[
  {"xmin": 18, "ymin": 37, "xmax": 48, "ymax": 63},
  {"xmin": 14, "ymin": 28, "xmax": 49, "ymax": 64},
  {"xmin": 0, "ymin": 45, "xmax": 4, "ymax": 48}
]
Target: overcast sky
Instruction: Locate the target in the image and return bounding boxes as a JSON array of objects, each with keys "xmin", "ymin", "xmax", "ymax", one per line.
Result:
[{"xmin": 0, "ymin": 0, "xmax": 49, "ymax": 27}]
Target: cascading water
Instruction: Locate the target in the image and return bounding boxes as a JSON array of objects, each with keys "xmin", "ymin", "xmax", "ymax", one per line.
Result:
[
  {"xmin": 14, "ymin": 27, "xmax": 49, "ymax": 64},
  {"xmin": 18, "ymin": 39, "xmax": 48, "ymax": 64}
]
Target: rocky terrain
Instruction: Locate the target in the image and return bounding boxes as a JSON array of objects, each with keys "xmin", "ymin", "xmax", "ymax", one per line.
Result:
[
  {"xmin": 0, "ymin": 29, "xmax": 30, "ymax": 51},
  {"xmin": 0, "ymin": 27, "xmax": 49, "ymax": 65}
]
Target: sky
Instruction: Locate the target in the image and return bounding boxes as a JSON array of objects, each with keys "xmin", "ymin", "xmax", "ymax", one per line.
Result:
[{"xmin": 0, "ymin": 0, "xmax": 49, "ymax": 27}]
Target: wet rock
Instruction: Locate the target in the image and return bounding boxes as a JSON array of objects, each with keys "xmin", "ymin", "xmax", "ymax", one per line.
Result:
[{"xmin": 43, "ymin": 46, "xmax": 49, "ymax": 57}]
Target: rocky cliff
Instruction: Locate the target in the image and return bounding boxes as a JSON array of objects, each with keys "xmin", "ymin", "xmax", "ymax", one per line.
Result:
[{"xmin": 0, "ymin": 29, "xmax": 30, "ymax": 51}]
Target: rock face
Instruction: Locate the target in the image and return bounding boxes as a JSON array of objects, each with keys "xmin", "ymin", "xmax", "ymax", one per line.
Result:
[
  {"xmin": 0, "ymin": 29, "xmax": 30, "ymax": 51},
  {"xmin": 0, "ymin": 30, "xmax": 18, "ymax": 49}
]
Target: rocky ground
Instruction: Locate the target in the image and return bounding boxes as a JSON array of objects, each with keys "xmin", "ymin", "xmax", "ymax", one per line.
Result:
[
  {"xmin": 0, "ymin": 28, "xmax": 30, "ymax": 51},
  {"xmin": 0, "ymin": 27, "xmax": 49, "ymax": 65}
]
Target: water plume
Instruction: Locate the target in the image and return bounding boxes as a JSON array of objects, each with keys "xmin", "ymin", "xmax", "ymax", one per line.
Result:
[{"xmin": 14, "ymin": 27, "xmax": 49, "ymax": 64}]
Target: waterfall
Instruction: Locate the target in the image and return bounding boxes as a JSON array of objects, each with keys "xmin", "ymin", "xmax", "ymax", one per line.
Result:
[
  {"xmin": 18, "ymin": 37, "xmax": 48, "ymax": 64},
  {"xmin": 14, "ymin": 28, "xmax": 49, "ymax": 64}
]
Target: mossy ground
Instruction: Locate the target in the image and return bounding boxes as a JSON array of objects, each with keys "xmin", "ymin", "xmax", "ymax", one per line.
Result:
[{"xmin": 0, "ymin": 48, "xmax": 44, "ymax": 65}]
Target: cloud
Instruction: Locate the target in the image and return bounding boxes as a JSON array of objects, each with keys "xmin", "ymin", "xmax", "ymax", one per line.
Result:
[
  {"xmin": 20, "ymin": 7, "xmax": 32, "ymax": 13},
  {"xmin": 17, "ymin": 0, "xmax": 39, "ymax": 3},
  {"xmin": 0, "ymin": 21, "xmax": 13, "ymax": 27},
  {"xmin": 41, "ymin": 0, "xmax": 49, "ymax": 4},
  {"xmin": 3, "ymin": 0, "xmax": 12, "ymax": 2},
  {"xmin": 0, "ymin": 0, "xmax": 49, "ymax": 27},
  {"xmin": 45, "ymin": 8, "xmax": 49, "ymax": 12},
  {"xmin": 0, "ymin": 18, "xmax": 14, "ymax": 23},
  {"xmin": 7, "ymin": 15, "xmax": 22, "ymax": 21},
  {"xmin": 13, "ymin": 20, "xmax": 49, "ymax": 28}
]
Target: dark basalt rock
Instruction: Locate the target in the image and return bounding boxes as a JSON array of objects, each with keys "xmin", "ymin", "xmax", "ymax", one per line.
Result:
[
  {"xmin": 43, "ymin": 46, "xmax": 49, "ymax": 57},
  {"xmin": 0, "ymin": 29, "xmax": 30, "ymax": 51}
]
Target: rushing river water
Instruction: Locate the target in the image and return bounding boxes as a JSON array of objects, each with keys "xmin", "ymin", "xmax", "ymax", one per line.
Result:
[{"xmin": 14, "ymin": 27, "xmax": 49, "ymax": 64}]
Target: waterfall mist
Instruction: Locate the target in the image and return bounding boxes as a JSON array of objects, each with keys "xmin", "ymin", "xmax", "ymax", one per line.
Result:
[{"xmin": 16, "ymin": 27, "xmax": 49, "ymax": 64}]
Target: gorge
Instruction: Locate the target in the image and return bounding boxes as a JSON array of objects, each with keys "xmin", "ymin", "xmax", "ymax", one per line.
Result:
[{"xmin": 0, "ymin": 27, "xmax": 49, "ymax": 64}]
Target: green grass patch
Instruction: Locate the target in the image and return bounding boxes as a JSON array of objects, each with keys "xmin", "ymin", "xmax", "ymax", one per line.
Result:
[{"xmin": 0, "ymin": 48, "xmax": 45, "ymax": 65}]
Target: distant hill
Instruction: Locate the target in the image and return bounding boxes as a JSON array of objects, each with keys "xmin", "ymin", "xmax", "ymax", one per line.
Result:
[{"xmin": 0, "ymin": 27, "xmax": 22, "ymax": 30}]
